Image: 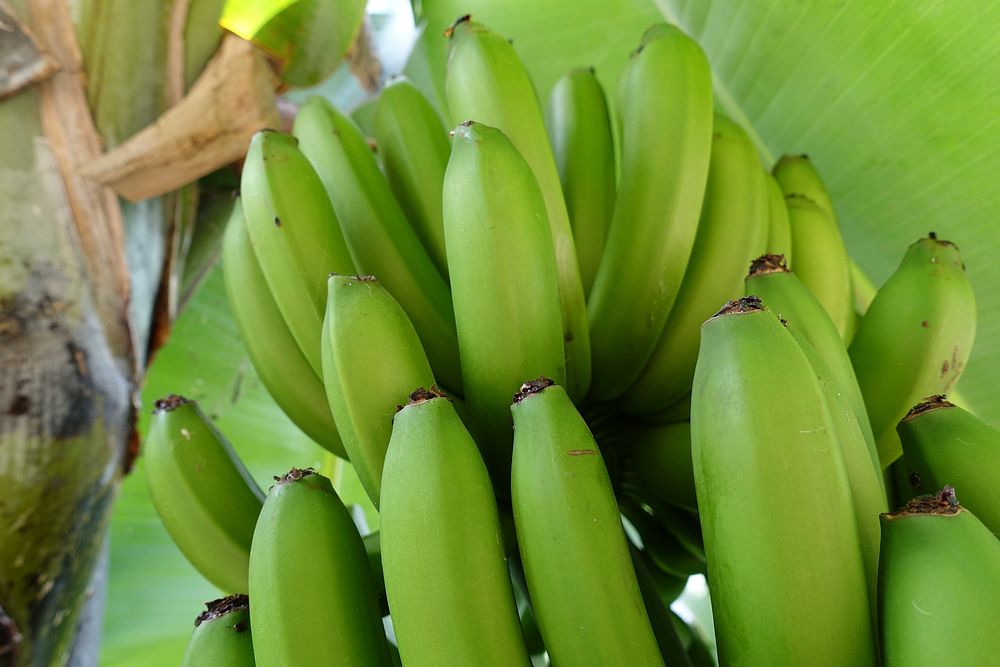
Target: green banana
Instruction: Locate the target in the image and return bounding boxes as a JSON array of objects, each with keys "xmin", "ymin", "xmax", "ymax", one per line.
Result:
[
  {"xmin": 621, "ymin": 420, "xmax": 698, "ymax": 513},
  {"xmin": 772, "ymin": 153, "xmax": 834, "ymax": 216},
  {"xmin": 293, "ymin": 96, "xmax": 462, "ymax": 393},
  {"xmin": 320, "ymin": 274, "xmax": 435, "ymax": 507},
  {"xmin": 248, "ymin": 468, "xmax": 392, "ymax": 666},
  {"xmin": 897, "ymin": 396, "xmax": 1000, "ymax": 535},
  {"xmin": 544, "ymin": 66, "xmax": 616, "ymax": 298},
  {"xmin": 145, "ymin": 396, "xmax": 264, "ymax": 594},
  {"xmin": 221, "ymin": 198, "xmax": 346, "ymax": 458},
  {"xmin": 361, "ymin": 531, "xmax": 388, "ymax": 617},
  {"xmin": 240, "ymin": 130, "xmax": 356, "ymax": 376},
  {"xmin": 619, "ymin": 495, "xmax": 704, "ymax": 579},
  {"xmin": 511, "ymin": 378, "xmax": 662, "ymax": 666},
  {"xmin": 691, "ymin": 297, "xmax": 876, "ymax": 665},
  {"xmin": 380, "ymin": 388, "xmax": 529, "ymax": 666},
  {"xmin": 372, "ymin": 78, "xmax": 451, "ymax": 279},
  {"xmin": 627, "ymin": 543, "xmax": 694, "ymax": 667},
  {"xmin": 587, "ymin": 23, "xmax": 714, "ymax": 400},
  {"xmin": 764, "ymin": 172, "xmax": 792, "ymax": 262},
  {"xmin": 848, "ymin": 234, "xmax": 977, "ymax": 468},
  {"xmin": 508, "ymin": 554, "xmax": 546, "ymax": 656},
  {"xmin": 878, "ymin": 487, "xmax": 1000, "ymax": 666},
  {"xmin": 181, "ymin": 595, "xmax": 254, "ymax": 666},
  {"xmin": 622, "ymin": 113, "xmax": 767, "ymax": 413},
  {"xmin": 442, "ymin": 121, "xmax": 565, "ymax": 482},
  {"xmin": 445, "ymin": 17, "xmax": 591, "ymax": 400}
]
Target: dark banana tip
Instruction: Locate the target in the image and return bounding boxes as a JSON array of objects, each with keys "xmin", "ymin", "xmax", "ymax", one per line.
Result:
[
  {"xmin": 444, "ymin": 14, "xmax": 471, "ymax": 38},
  {"xmin": 152, "ymin": 394, "xmax": 191, "ymax": 413},
  {"xmin": 512, "ymin": 377, "xmax": 555, "ymax": 405},
  {"xmin": 712, "ymin": 295, "xmax": 764, "ymax": 319},
  {"xmin": 273, "ymin": 467, "xmax": 316, "ymax": 484},
  {"xmin": 903, "ymin": 395, "xmax": 955, "ymax": 421},
  {"xmin": 748, "ymin": 254, "xmax": 789, "ymax": 277},
  {"xmin": 398, "ymin": 386, "xmax": 447, "ymax": 412},
  {"xmin": 195, "ymin": 594, "xmax": 250, "ymax": 627},
  {"xmin": 921, "ymin": 231, "xmax": 958, "ymax": 249},
  {"xmin": 885, "ymin": 485, "xmax": 961, "ymax": 518}
]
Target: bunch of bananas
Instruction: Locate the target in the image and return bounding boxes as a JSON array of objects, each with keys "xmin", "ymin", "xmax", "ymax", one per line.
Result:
[{"xmin": 146, "ymin": 17, "xmax": 1000, "ymax": 666}]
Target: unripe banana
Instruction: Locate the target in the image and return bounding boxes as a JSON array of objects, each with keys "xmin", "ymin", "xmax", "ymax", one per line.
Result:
[
  {"xmin": 587, "ymin": 24, "xmax": 713, "ymax": 401},
  {"xmin": 221, "ymin": 199, "xmax": 346, "ymax": 458},
  {"xmin": 321, "ymin": 274, "xmax": 435, "ymax": 507},
  {"xmin": 627, "ymin": 543, "xmax": 694, "ymax": 667},
  {"xmin": 772, "ymin": 153, "xmax": 835, "ymax": 216},
  {"xmin": 145, "ymin": 396, "xmax": 263, "ymax": 593},
  {"xmin": 622, "ymin": 421, "xmax": 697, "ymax": 513},
  {"xmin": 248, "ymin": 468, "xmax": 392, "ymax": 666},
  {"xmin": 508, "ymin": 554, "xmax": 546, "ymax": 656},
  {"xmin": 240, "ymin": 130, "xmax": 356, "ymax": 376},
  {"xmin": 362, "ymin": 531, "xmax": 388, "ymax": 617},
  {"xmin": 764, "ymin": 172, "xmax": 792, "ymax": 262},
  {"xmin": 622, "ymin": 113, "xmax": 767, "ymax": 413},
  {"xmin": 897, "ymin": 396, "xmax": 1000, "ymax": 535},
  {"xmin": 445, "ymin": 17, "xmax": 591, "ymax": 400},
  {"xmin": 443, "ymin": 121, "xmax": 565, "ymax": 484},
  {"xmin": 785, "ymin": 194, "xmax": 853, "ymax": 337},
  {"xmin": 181, "ymin": 595, "xmax": 254, "ymax": 666},
  {"xmin": 511, "ymin": 379, "xmax": 662, "ymax": 666},
  {"xmin": 691, "ymin": 297, "xmax": 876, "ymax": 665},
  {"xmin": 619, "ymin": 495, "xmax": 704, "ymax": 579},
  {"xmin": 293, "ymin": 97, "xmax": 462, "ymax": 393},
  {"xmin": 848, "ymin": 234, "xmax": 977, "ymax": 468},
  {"xmin": 372, "ymin": 78, "xmax": 451, "ymax": 279},
  {"xmin": 879, "ymin": 487, "xmax": 1000, "ymax": 666},
  {"xmin": 380, "ymin": 388, "xmax": 529, "ymax": 666},
  {"xmin": 545, "ymin": 67, "xmax": 616, "ymax": 298}
]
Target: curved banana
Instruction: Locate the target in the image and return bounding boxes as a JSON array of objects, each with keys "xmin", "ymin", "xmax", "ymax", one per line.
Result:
[
  {"xmin": 372, "ymin": 78, "xmax": 451, "ymax": 279},
  {"xmin": 181, "ymin": 595, "xmax": 254, "ymax": 666},
  {"xmin": 221, "ymin": 199, "xmax": 346, "ymax": 458},
  {"xmin": 240, "ymin": 130, "xmax": 356, "ymax": 376},
  {"xmin": 897, "ymin": 396, "xmax": 1000, "ymax": 535},
  {"xmin": 691, "ymin": 297, "xmax": 876, "ymax": 665},
  {"xmin": 764, "ymin": 172, "xmax": 792, "ymax": 262},
  {"xmin": 145, "ymin": 395, "xmax": 263, "ymax": 594},
  {"xmin": 879, "ymin": 487, "xmax": 1000, "ymax": 666},
  {"xmin": 380, "ymin": 388, "xmax": 529, "ymax": 666},
  {"xmin": 621, "ymin": 420, "xmax": 698, "ymax": 513},
  {"xmin": 587, "ymin": 23, "xmax": 714, "ymax": 401},
  {"xmin": 511, "ymin": 378, "xmax": 662, "ymax": 666},
  {"xmin": 445, "ymin": 17, "xmax": 591, "ymax": 400},
  {"xmin": 321, "ymin": 274, "xmax": 435, "ymax": 507},
  {"xmin": 621, "ymin": 113, "xmax": 766, "ymax": 413},
  {"xmin": 293, "ymin": 97, "xmax": 462, "ymax": 393},
  {"xmin": 443, "ymin": 121, "xmax": 565, "ymax": 483},
  {"xmin": 772, "ymin": 153, "xmax": 834, "ymax": 215},
  {"xmin": 544, "ymin": 67, "xmax": 616, "ymax": 298},
  {"xmin": 848, "ymin": 234, "xmax": 977, "ymax": 468},
  {"xmin": 248, "ymin": 468, "xmax": 392, "ymax": 666}
]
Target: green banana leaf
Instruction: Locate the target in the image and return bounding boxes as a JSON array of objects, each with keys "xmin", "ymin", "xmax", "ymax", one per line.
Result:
[{"xmin": 407, "ymin": 0, "xmax": 1000, "ymax": 421}]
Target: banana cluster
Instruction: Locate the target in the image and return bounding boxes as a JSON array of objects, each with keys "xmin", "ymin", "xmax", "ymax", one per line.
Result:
[{"xmin": 146, "ymin": 16, "xmax": 1000, "ymax": 665}]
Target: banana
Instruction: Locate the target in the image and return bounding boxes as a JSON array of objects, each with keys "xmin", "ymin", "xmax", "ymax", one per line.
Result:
[
  {"xmin": 181, "ymin": 595, "xmax": 254, "ymax": 666},
  {"xmin": 511, "ymin": 378, "xmax": 662, "ymax": 666},
  {"xmin": 544, "ymin": 67, "xmax": 616, "ymax": 298},
  {"xmin": 746, "ymin": 255, "xmax": 882, "ymax": 479},
  {"xmin": 764, "ymin": 172, "xmax": 792, "ymax": 262},
  {"xmin": 240, "ymin": 130, "xmax": 356, "ymax": 376},
  {"xmin": 221, "ymin": 199, "xmax": 346, "ymax": 458},
  {"xmin": 248, "ymin": 468, "xmax": 392, "ymax": 666},
  {"xmin": 293, "ymin": 97, "xmax": 462, "ymax": 393},
  {"xmin": 627, "ymin": 543, "xmax": 694, "ymax": 667},
  {"xmin": 772, "ymin": 153, "xmax": 834, "ymax": 215},
  {"xmin": 361, "ymin": 531, "xmax": 389, "ymax": 617},
  {"xmin": 619, "ymin": 495, "xmax": 704, "ymax": 579},
  {"xmin": 621, "ymin": 113, "xmax": 767, "ymax": 413},
  {"xmin": 691, "ymin": 297, "xmax": 876, "ymax": 665},
  {"xmin": 878, "ymin": 487, "xmax": 1000, "ymax": 666},
  {"xmin": 145, "ymin": 395, "xmax": 264, "ymax": 594},
  {"xmin": 897, "ymin": 396, "xmax": 1000, "ymax": 535},
  {"xmin": 380, "ymin": 388, "xmax": 529, "ymax": 666},
  {"xmin": 445, "ymin": 17, "xmax": 591, "ymax": 400},
  {"xmin": 587, "ymin": 24, "xmax": 714, "ymax": 401},
  {"xmin": 508, "ymin": 554, "xmax": 546, "ymax": 656},
  {"xmin": 848, "ymin": 234, "xmax": 977, "ymax": 468},
  {"xmin": 621, "ymin": 421, "xmax": 698, "ymax": 513},
  {"xmin": 442, "ymin": 121, "xmax": 565, "ymax": 484},
  {"xmin": 372, "ymin": 78, "xmax": 451, "ymax": 279},
  {"xmin": 321, "ymin": 274, "xmax": 435, "ymax": 507}
]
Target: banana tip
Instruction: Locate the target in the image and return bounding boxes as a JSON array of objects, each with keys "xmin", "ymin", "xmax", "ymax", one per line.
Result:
[
  {"xmin": 903, "ymin": 395, "xmax": 954, "ymax": 422},
  {"xmin": 884, "ymin": 485, "xmax": 961, "ymax": 519},
  {"xmin": 712, "ymin": 296, "xmax": 764, "ymax": 319},
  {"xmin": 195, "ymin": 594, "xmax": 250, "ymax": 628},
  {"xmin": 748, "ymin": 254, "xmax": 788, "ymax": 277},
  {"xmin": 444, "ymin": 14, "xmax": 471, "ymax": 38},
  {"xmin": 398, "ymin": 386, "xmax": 447, "ymax": 412},
  {"xmin": 512, "ymin": 377, "xmax": 555, "ymax": 405},
  {"xmin": 273, "ymin": 467, "xmax": 316, "ymax": 485},
  {"xmin": 152, "ymin": 394, "xmax": 191, "ymax": 413}
]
